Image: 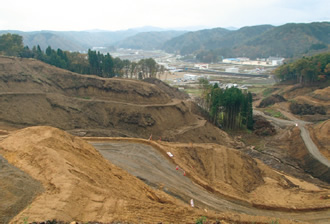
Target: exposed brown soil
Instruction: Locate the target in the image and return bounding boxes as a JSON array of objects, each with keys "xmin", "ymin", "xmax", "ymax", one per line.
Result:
[
  {"xmin": 258, "ymin": 94, "xmax": 286, "ymax": 108},
  {"xmin": 0, "ymin": 155, "xmax": 43, "ymax": 224},
  {"xmin": 0, "ymin": 126, "xmax": 305, "ymax": 224},
  {"xmin": 0, "ymin": 56, "xmax": 233, "ymax": 147},
  {"xmin": 309, "ymin": 120, "xmax": 330, "ymax": 160},
  {"xmin": 283, "ymin": 85, "xmax": 330, "ymax": 121},
  {"xmin": 1, "ymin": 56, "xmax": 330, "ymax": 223}
]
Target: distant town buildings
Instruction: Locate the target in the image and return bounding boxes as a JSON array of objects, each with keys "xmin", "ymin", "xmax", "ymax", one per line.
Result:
[
  {"xmin": 267, "ymin": 57, "xmax": 285, "ymax": 66},
  {"xmin": 222, "ymin": 56, "xmax": 285, "ymax": 66}
]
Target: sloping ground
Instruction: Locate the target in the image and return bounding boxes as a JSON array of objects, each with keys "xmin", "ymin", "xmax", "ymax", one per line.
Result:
[
  {"xmin": 282, "ymin": 85, "xmax": 330, "ymax": 120},
  {"xmin": 143, "ymin": 77, "xmax": 189, "ymax": 100},
  {"xmin": 0, "ymin": 126, "xmax": 298, "ymax": 224},
  {"xmin": 151, "ymin": 141, "xmax": 330, "ymax": 211},
  {"xmin": 309, "ymin": 120, "xmax": 330, "ymax": 160},
  {"xmin": 0, "ymin": 126, "xmax": 192, "ymax": 223},
  {"xmin": 0, "ymin": 56, "xmax": 232, "ymax": 146},
  {"xmin": 85, "ymin": 137, "xmax": 330, "ymax": 212},
  {"xmin": 0, "ymin": 155, "xmax": 43, "ymax": 224}
]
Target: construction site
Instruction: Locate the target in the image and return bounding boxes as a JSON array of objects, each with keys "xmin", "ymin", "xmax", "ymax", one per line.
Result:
[{"xmin": 0, "ymin": 56, "xmax": 330, "ymax": 224}]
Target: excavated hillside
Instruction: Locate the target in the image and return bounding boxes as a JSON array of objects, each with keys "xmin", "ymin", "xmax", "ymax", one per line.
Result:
[
  {"xmin": 309, "ymin": 120, "xmax": 330, "ymax": 160},
  {"xmin": 282, "ymin": 85, "xmax": 330, "ymax": 121},
  {"xmin": 0, "ymin": 126, "xmax": 307, "ymax": 224},
  {"xmin": 251, "ymin": 83, "xmax": 330, "ymax": 184},
  {"xmin": 0, "ymin": 56, "xmax": 232, "ymax": 146}
]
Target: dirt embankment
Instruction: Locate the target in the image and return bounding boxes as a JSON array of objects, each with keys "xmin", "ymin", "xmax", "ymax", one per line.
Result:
[
  {"xmin": 284, "ymin": 85, "xmax": 330, "ymax": 121},
  {"xmin": 85, "ymin": 136, "xmax": 330, "ymax": 213},
  {"xmin": 0, "ymin": 56, "xmax": 233, "ymax": 146},
  {"xmin": 0, "ymin": 126, "xmax": 192, "ymax": 223},
  {"xmin": 0, "ymin": 126, "xmax": 301, "ymax": 224},
  {"xmin": 309, "ymin": 120, "xmax": 330, "ymax": 160},
  {"xmin": 0, "ymin": 155, "xmax": 43, "ymax": 224},
  {"xmin": 153, "ymin": 141, "xmax": 330, "ymax": 211}
]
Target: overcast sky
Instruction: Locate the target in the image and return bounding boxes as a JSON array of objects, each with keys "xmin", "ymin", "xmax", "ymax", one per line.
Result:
[{"xmin": 1, "ymin": 0, "xmax": 329, "ymax": 31}]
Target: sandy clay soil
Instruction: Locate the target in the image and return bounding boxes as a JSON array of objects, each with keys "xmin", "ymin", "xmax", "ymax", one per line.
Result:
[{"xmin": 0, "ymin": 126, "xmax": 329, "ymax": 223}]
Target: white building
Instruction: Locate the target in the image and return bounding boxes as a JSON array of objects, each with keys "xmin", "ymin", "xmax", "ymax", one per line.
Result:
[
  {"xmin": 194, "ymin": 63, "xmax": 209, "ymax": 70},
  {"xmin": 267, "ymin": 57, "xmax": 285, "ymax": 66}
]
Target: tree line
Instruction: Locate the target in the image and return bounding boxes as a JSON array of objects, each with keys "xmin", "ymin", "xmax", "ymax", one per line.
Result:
[
  {"xmin": 199, "ymin": 79, "xmax": 253, "ymax": 130},
  {"xmin": 274, "ymin": 52, "xmax": 330, "ymax": 84},
  {"xmin": 0, "ymin": 33, "xmax": 165, "ymax": 79}
]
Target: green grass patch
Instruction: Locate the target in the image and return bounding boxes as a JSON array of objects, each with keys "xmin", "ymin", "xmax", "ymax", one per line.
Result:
[{"xmin": 264, "ymin": 108, "xmax": 287, "ymax": 119}]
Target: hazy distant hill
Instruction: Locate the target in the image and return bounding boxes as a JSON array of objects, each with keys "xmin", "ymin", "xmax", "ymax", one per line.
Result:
[
  {"xmin": 115, "ymin": 31, "xmax": 187, "ymax": 50},
  {"xmin": 1, "ymin": 22, "xmax": 329, "ymax": 58},
  {"xmin": 0, "ymin": 26, "xmax": 166, "ymax": 51},
  {"xmin": 162, "ymin": 28, "xmax": 231, "ymax": 55},
  {"xmin": 161, "ymin": 22, "xmax": 330, "ymax": 59},
  {"xmin": 236, "ymin": 22, "xmax": 330, "ymax": 58}
]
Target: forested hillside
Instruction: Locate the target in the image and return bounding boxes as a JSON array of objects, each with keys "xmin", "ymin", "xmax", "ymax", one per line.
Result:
[
  {"xmin": 163, "ymin": 25, "xmax": 273, "ymax": 56},
  {"xmin": 274, "ymin": 52, "xmax": 330, "ymax": 84},
  {"xmin": 162, "ymin": 27, "xmax": 230, "ymax": 55},
  {"xmin": 162, "ymin": 22, "xmax": 330, "ymax": 60},
  {"xmin": 0, "ymin": 33, "xmax": 165, "ymax": 79}
]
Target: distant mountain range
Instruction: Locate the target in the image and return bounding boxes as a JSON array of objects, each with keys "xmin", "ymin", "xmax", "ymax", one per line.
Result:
[
  {"xmin": 115, "ymin": 31, "xmax": 187, "ymax": 50},
  {"xmin": 1, "ymin": 22, "xmax": 329, "ymax": 59},
  {"xmin": 161, "ymin": 22, "xmax": 330, "ymax": 58}
]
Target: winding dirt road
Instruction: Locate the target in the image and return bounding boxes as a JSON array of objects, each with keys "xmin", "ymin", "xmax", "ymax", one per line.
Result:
[
  {"xmin": 92, "ymin": 141, "xmax": 330, "ymax": 223},
  {"xmin": 254, "ymin": 110, "xmax": 330, "ymax": 168}
]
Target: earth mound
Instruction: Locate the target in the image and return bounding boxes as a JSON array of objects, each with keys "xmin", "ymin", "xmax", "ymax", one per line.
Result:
[
  {"xmin": 253, "ymin": 115, "xmax": 276, "ymax": 136},
  {"xmin": 1, "ymin": 127, "xmax": 330, "ymax": 223},
  {"xmin": 0, "ymin": 56, "xmax": 232, "ymax": 146},
  {"xmin": 258, "ymin": 94, "xmax": 286, "ymax": 108},
  {"xmin": 0, "ymin": 126, "xmax": 197, "ymax": 223},
  {"xmin": 281, "ymin": 85, "xmax": 330, "ymax": 121},
  {"xmin": 289, "ymin": 102, "xmax": 326, "ymax": 115}
]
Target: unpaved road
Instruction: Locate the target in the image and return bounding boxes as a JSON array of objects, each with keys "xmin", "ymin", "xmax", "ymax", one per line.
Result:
[
  {"xmin": 254, "ymin": 110, "xmax": 330, "ymax": 168},
  {"xmin": 92, "ymin": 142, "xmax": 330, "ymax": 223}
]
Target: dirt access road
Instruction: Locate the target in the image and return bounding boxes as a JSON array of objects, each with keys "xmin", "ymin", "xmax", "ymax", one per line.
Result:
[
  {"xmin": 254, "ymin": 110, "xmax": 330, "ymax": 168},
  {"xmin": 92, "ymin": 141, "xmax": 330, "ymax": 223}
]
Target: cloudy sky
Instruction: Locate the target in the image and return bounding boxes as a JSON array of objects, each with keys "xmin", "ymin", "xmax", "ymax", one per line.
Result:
[{"xmin": 1, "ymin": 0, "xmax": 329, "ymax": 31}]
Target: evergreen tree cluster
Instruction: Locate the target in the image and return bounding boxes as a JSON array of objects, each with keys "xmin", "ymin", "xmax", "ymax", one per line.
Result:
[
  {"xmin": 203, "ymin": 82, "xmax": 253, "ymax": 130},
  {"xmin": 274, "ymin": 52, "xmax": 330, "ymax": 84},
  {"xmin": 0, "ymin": 33, "xmax": 165, "ymax": 79}
]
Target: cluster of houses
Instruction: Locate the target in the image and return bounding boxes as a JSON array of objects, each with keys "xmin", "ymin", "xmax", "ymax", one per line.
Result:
[
  {"xmin": 222, "ymin": 57, "xmax": 285, "ymax": 66},
  {"xmin": 177, "ymin": 74, "xmax": 248, "ymax": 92}
]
